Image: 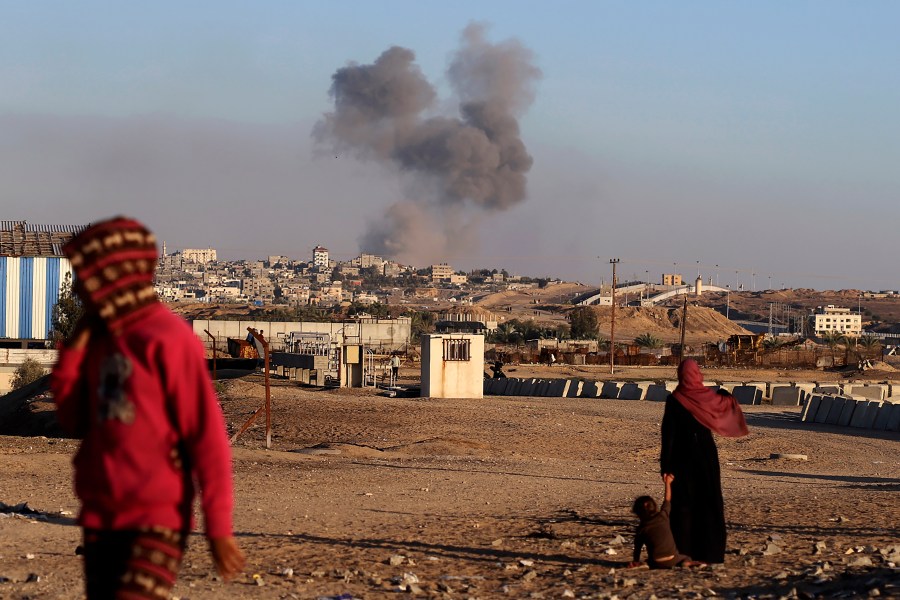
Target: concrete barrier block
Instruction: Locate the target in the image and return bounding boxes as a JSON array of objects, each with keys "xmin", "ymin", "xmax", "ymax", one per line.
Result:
[
  {"xmin": 771, "ymin": 386, "xmax": 805, "ymax": 406},
  {"xmin": 619, "ymin": 382, "xmax": 650, "ymax": 400},
  {"xmin": 824, "ymin": 397, "xmax": 845, "ymax": 424},
  {"xmin": 532, "ymin": 379, "xmax": 548, "ymax": 396},
  {"xmin": 769, "ymin": 383, "xmax": 792, "ymax": 401},
  {"xmin": 600, "ymin": 381, "xmax": 621, "ymax": 399},
  {"xmin": 664, "ymin": 381, "xmax": 678, "ymax": 392},
  {"xmin": 886, "ymin": 403, "xmax": 900, "ymax": 432},
  {"xmin": 566, "ymin": 380, "xmax": 583, "ymax": 398},
  {"xmin": 646, "ymin": 384, "xmax": 670, "ymax": 402},
  {"xmin": 814, "ymin": 385, "xmax": 842, "ymax": 395},
  {"xmin": 547, "ymin": 379, "xmax": 569, "ymax": 397},
  {"xmin": 801, "ymin": 395, "xmax": 822, "ymax": 422},
  {"xmin": 850, "ymin": 385, "xmax": 886, "ymax": 401},
  {"xmin": 733, "ymin": 386, "xmax": 762, "ymax": 406},
  {"xmin": 517, "ymin": 379, "xmax": 537, "ymax": 397},
  {"xmin": 744, "ymin": 382, "xmax": 768, "ymax": 396},
  {"xmin": 872, "ymin": 402, "xmax": 893, "ymax": 430},
  {"xmin": 580, "ymin": 381, "xmax": 600, "ymax": 398},
  {"xmin": 794, "ymin": 383, "xmax": 817, "ymax": 396},
  {"xmin": 886, "ymin": 382, "xmax": 900, "ymax": 398},
  {"xmin": 814, "ymin": 396, "xmax": 835, "ymax": 424},
  {"xmin": 718, "ymin": 382, "xmax": 741, "ymax": 394},
  {"xmin": 837, "ymin": 398, "xmax": 859, "ymax": 427},
  {"xmin": 850, "ymin": 400, "xmax": 881, "ymax": 428}
]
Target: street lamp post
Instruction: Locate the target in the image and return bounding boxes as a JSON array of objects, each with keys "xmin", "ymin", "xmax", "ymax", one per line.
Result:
[
  {"xmin": 609, "ymin": 258, "xmax": 620, "ymax": 375},
  {"xmin": 726, "ymin": 286, "xmax": 730, "ymax": 320}
]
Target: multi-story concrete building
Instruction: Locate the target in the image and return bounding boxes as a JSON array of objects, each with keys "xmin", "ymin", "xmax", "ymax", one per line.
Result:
[
  {"xmin": 313, "ymin": 246, "xmax": 329, "ymax": 269},
  {"xmin": 662, "ymin": 273, "xmax": 683, "ymax": 286},
  {"xmin": 432, "ymin": 263, "xmax": 454, "ymax": 282},
  {"xmin": 181, "ymin": 248, "xmax": 217, "ymax": 264},
  {"xmin": 354, "ymin": 253, "xmax": 385, "ymax": 269},
  {"xmin": 813, "ymin": 305, "xmax": 862, "ymax": 337}
]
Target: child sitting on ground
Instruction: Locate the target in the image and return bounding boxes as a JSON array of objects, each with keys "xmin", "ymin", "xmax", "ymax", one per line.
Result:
[{"xmin": 628, "ymin": 474, "xmax": 695, "ymax": 569}]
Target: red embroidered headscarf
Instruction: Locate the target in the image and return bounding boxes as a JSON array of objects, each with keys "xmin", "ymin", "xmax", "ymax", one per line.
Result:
[
  {"xmin": 673, "ymin": 359, "xmax": 749, "ymax": 437},
  {"xmin": 63, "ymin": 216, "xmax": 159, "ymax": 331}
]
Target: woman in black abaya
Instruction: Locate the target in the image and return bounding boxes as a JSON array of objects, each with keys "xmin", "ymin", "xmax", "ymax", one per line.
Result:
[{"xmin": 661, "ymin": 359, "xmax": 748, "ymax": 564}]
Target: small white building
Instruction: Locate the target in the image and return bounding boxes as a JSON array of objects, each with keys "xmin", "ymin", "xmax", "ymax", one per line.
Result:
[
  {"xmin": 420, "ymin": 334, "xmax": 484, "ymax": 399},
  {"xmin": 813, "ymin": 305, "xmax": 862, "ymax": 337}
]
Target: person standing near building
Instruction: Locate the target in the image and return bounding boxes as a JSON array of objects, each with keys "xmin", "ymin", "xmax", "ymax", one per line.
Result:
[
  {"xmin": 51, "ymin": 217, "xmax": 244, "ymax": 598},
  {"xmin": 390, "ymin": 353, "xmax": 401, "ymax": 382},
  {"xmin": 660, "ymin": 359, "xmax": 748, "ymax": 564}
]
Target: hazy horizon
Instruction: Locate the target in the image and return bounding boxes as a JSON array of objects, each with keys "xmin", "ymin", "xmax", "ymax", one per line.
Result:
[{"xmin": 3, "ymin": 2, "xmax": 898, "ymax": 291}]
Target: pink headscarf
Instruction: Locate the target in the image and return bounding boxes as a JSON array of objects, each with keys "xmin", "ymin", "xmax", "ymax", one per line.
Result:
[{"xmin": 673, "ymin": 359, "xmax": 749, "ymax": 438}]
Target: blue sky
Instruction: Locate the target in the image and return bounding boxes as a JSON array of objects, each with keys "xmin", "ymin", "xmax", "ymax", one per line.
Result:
[{"xmin": 2, "ymin": 2, "xmax": 898, "ymax": 290}]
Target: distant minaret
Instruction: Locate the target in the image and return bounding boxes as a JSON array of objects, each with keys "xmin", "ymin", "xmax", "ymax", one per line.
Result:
[{"xmin": 162, "ymin": 241, "xmax": 167, "ymax": 257}]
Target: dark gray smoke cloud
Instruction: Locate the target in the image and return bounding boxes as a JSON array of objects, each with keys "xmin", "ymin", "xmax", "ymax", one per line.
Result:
[{"xmin": 314, "ymin": 23, "xmax": 540, "ymax": 263}]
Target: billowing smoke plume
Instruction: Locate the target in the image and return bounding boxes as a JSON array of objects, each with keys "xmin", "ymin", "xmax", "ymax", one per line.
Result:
[{"xmin": 314, "ymin": 23, "xmax": 540, "ymax": 264}]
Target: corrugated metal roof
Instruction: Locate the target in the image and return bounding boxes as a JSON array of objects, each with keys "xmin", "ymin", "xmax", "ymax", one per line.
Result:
[{"xmin": 0, "ymin": 220, "xmax": 88, "ymax": 257}]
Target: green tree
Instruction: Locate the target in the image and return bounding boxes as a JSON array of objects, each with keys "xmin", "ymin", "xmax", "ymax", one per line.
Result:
[
  {"xmin": 489, "ymin": 321, "xmax": 522, "ymax": 344},
  {"xmin": 859, "ymin": 334, "xmax": 882, "ymax": 359},
  {"xmin": 567, "ymin": 306, "xmax": 598, "ymax": 340},
  {"xmin": 50, "ymin": 273, "xmax": 83, "ymax": 344},
  {"xmin": 11, "ymin": 358, "xmax": 47, "ymax": 390},
  {"xmin": 406, "ymin": 310, "xmax": 436, "ymax": 339},
  {"xmin": 634, "ymin": 332, "xmax": 663, "ymax": 349},
  {"xmin": 761, "ymin": 336, "xmax": 783, "ymax": 351},
  {"xmin": 820, "ymin": 331, "xmax": 845, "ymax": 364}
]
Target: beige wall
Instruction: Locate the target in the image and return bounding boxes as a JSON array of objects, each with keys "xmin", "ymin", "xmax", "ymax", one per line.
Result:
[
  {"xmin": 0, "ymin": 349, "xmax": 57, "ymax": 394},
  {"xmin": 420, "ymin": 334, "xmax": 484, "ymax": 399}
]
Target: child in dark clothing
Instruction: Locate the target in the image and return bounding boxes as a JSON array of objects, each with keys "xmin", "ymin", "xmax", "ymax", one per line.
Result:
[{"xmin": 629, "ymin": 474, "xmax": 693, "ymax": 569}]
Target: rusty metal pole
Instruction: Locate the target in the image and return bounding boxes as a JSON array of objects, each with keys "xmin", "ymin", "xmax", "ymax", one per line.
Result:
[
  {"xmin": 246, "ymin": 327, "xmax": 271, "ymax": 449},
  {"xmin": 609, "ymin": 258, "xmax": 619, "ymax": 375},
  {"xmin": 204, "ymin": 329, "xmax": 216, "ymax": 381}
]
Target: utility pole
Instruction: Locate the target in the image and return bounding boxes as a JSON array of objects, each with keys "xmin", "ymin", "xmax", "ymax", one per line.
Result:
[
  {"xmin": 679, "ymin": 294, "xmax": 688, "ymax": 362},
  {"xmin": 609, "ymin": 258, "xmax": 620, "ymax": 375}
]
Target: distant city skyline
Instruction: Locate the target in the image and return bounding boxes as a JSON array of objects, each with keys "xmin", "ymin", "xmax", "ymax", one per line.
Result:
[{"xmin": 3, "ymin": 2, "xmax": 898, "ymax": 290}]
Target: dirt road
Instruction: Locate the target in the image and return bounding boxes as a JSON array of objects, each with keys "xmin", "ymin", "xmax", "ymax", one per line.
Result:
[{"xmin": 1, "ymin": 377, "xmax": 898, "ymax": 599}]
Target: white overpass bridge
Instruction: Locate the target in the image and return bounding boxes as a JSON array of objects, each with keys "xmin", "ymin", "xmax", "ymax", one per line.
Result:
[{"xmin": 575, "ymin": 283, "xmax": 731, "ymax": 307}]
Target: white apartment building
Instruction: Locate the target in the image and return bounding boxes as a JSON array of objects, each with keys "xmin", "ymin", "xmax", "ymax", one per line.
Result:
[
  {"xmin": 813, "ymin": 305, "xmax": 862, "ymax": 337},
  {"xmin": 181, "ymin": 248, "xmax": 217, "ymax": 264},
  {"xmin": 313, "ymin": 246, "xmax": 329, "ymax": 269}
]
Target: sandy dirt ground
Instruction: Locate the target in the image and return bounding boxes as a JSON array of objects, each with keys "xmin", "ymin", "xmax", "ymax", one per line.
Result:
[{"xmin": 1, "ymin": 367, "xmax": 898, "ymax": 600}]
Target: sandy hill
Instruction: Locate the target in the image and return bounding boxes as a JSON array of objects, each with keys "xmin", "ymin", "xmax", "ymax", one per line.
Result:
[
  {"xmin": 583, "ymin": 305, "xmax": 750, "ymax": 344},
  {"xmin": 474, "ymin": 282, "xmax": 592, "ymax": 311}
]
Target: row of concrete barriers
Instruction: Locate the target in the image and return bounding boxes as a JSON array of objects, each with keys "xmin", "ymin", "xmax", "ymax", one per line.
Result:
[
  {"xmin": 483, "ymin": 377, "xmax": 900, "ymax": 407},
  {"xmin": 800, "ymin": 394, "xmax": 900, "ymax": 432}
]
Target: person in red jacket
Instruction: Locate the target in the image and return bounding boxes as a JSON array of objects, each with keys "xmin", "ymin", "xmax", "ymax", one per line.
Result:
[{"xmin": 51, "ymin": 216, "xmax": 244, "ymax": 599}]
